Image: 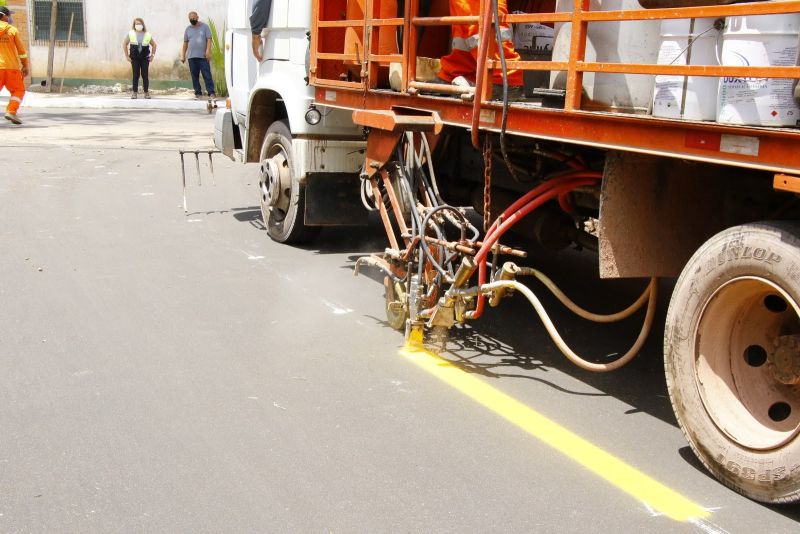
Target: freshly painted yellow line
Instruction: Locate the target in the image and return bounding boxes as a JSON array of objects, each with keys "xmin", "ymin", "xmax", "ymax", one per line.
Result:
[{"xmin": 400, "ymin": 344, "xmax": 709, "ymax": 523}]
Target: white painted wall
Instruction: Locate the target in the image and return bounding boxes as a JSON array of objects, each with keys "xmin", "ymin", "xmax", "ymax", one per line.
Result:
[{"xmin": 28, "ymin": 0, "xmax": 227, "ymax": 81}]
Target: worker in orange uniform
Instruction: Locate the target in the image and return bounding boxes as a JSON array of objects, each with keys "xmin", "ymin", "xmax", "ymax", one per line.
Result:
[
  {"xmin": 439, "ymin": 0, "xmax": 523, "ymax": 100},
  {"xmin": 0, "ymin": 6, "xmax": 28, "ymax": 125}
]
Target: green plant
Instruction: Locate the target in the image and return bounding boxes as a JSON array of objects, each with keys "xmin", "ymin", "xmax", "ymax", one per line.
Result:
[{"xmin": 208, "ymin": 18, "xmax": 227, "ymax": 97}]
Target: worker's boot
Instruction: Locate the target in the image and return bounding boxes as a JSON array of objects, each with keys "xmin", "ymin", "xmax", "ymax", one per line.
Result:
[{"xmin": 4, "ymin": 112, "xmax": 22, "ymax": 125}]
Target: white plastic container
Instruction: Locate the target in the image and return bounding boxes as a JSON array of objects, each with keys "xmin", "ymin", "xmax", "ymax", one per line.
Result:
[
  {"xmin": 513, "ymin": 17, "xmax": 555, "ymax": 52},
  {"xmin": 717, "ymin": 14, "xmax": 800, "ymax": 126},
  {"xmin": 513, "ymin": 14, "xmax": 556, "ymax": 95},
  {"xmin": 550, "ymin": 0, "xmax": 661, "ymax": 113},
  {"xmin": 653, "ymin": 18, "xmax": 720, "ymax": 120}
]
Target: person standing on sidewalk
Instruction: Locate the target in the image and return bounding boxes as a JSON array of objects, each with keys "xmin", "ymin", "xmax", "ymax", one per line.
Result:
[
  {"xmin": 0, "ymin": 6, "xmax": 27, "ymax": 125},
  {"xmin": 180, "ymin": 11, "xmax": 215, "ymax": 100},
  {"xmin": 124, "ymin": 18, "xmax": 157, "ymax": 99}
]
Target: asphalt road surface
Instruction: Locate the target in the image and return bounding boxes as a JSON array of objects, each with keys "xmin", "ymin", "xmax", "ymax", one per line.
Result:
[{"xmin": 1, "ymin": 109, "xmax": 799, "ymax": 532}]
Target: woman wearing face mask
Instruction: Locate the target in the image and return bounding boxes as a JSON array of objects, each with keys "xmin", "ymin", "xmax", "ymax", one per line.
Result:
[{"xmin": 123, "ymin": 18, "xmax": 157, "ymax": 99}]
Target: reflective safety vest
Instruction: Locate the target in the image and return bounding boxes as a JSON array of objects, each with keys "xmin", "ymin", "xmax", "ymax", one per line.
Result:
[
  {"xmin": 449, "ymin": 0, "xmax": 513, "ymax": 52},
  {"xmin": 128, "ymin": 30, "xmax": 152, "ymax": 47},
  {"xmin": 128, "ymin": 30, "xmax": 152, "ymax": 60}
]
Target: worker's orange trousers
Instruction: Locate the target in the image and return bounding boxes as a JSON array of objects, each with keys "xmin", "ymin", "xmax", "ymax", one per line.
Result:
[{"xmin": 0, "ymin": 69, "xmax": 25, "ymax": 114}]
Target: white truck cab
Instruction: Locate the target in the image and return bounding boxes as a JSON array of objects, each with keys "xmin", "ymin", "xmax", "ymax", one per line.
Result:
[{"xmin": 215, "ymin": 0, "xmax": 366, "ymax": 243}]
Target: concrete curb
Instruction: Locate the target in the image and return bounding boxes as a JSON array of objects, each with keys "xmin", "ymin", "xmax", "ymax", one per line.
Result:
[{"xmin": 1, "ymin": 91, "xmax": 209, "ymax": 111}]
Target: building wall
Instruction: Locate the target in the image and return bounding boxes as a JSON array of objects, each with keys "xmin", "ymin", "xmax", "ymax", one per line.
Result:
[
  {"xmin": 27, "ymin": 0, "xmax": 227, "ymax": 81},
  {"xmin": 7, "ymin": 0, "xmax": 31, "ymax": 84}
]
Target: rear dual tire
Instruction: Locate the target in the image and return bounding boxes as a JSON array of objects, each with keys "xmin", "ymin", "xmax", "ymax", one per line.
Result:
[{"xmin": 665, "ymin": 222, "xmax": 800, "ymax": 504}]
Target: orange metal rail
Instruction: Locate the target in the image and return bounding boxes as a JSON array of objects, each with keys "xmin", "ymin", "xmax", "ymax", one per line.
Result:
[{"xmin": 310, "ymin": 0, "xmax": 800, "ymax": 174}]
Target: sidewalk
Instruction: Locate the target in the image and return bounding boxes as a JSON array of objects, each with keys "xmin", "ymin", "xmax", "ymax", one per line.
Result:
[{"xmin": 0, "ymin": 89, "xmax": 209, "ymax": 111}]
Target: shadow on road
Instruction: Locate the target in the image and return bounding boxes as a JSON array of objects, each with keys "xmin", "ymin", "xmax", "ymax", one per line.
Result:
[
  {"xmin": 303, "ymin": 223, "xmax": 678, "ymax": 427},
  {"xmin": 231, "ymin": 208, "xmax": 266, "ymax": 230},
  {"xmin": 228, "ymin": 201, "xmax": 800, "ymax": 514}
]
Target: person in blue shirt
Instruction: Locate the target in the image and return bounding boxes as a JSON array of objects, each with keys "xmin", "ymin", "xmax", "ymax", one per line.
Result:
[{"xmin": 179, "ymin": 11, "xmax": 215, "ymax": 99}]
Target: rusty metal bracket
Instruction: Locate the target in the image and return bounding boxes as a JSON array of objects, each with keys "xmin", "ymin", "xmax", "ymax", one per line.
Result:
[
  {"xmin": 774, "ymin": 173, "xmax": 800, "ymax": 194},
  {"xmin": 353, "ymin": 108, "xmax": 444, "ymax": 134},
  {"xmin": 355, "ymin": 109, "xmax": 443, "ymax": 180}
]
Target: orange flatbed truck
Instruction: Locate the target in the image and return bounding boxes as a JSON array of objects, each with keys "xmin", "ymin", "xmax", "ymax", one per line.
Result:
[{"xmin": 302, "ymin": 0, "xmax": 800, "ymax": 503}]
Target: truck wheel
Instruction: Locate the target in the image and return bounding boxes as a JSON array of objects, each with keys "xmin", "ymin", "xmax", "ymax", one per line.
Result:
[
  {"xmin": 258, "ymin": 120, "xmax": 318, "ymax": 244},
  {"xmin": 665, "ymin": 222, "xmax": 800, "ymax": 503}
]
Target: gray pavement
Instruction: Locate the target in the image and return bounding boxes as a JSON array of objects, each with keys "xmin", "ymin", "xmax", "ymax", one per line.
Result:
[
  {"xmin": 1, "ymin": 108, "xmax": 799, "ymax": 532},
  {"xmin": 2, "ymin": 90, "xmax": 210, "ymax": 111},
  {"xmin": 2, "ymin": 107, "xmax": 214, "ymax": 151}
]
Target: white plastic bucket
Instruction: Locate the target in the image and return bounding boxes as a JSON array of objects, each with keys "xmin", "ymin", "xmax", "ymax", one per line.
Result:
[
  {"xmin": 550, "ymin": 0, "xmax": 661, "ymax": 113},
  {"xmin": 652, "ymin": 18, "xmax": 720, "ymax": 120},
  {"xmin": 717, "ymin": 14, "xmax": 800, "ymax": 127}
]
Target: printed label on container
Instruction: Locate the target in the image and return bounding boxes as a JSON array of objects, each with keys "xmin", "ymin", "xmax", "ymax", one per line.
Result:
[
  {"xmin": 717, "ymin": 33, "xmax": 800, "ymax": 126},
  {"xmin": 512, "ymin": 15, "xmax": 554, "ymax": 51}
]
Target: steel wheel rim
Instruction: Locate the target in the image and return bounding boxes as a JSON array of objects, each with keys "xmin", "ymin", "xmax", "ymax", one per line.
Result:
[
  {"xmin": 261, "ymin": 144, "xmax": 292, "ymax": 223},
  {"xmin": 695, "ymin": 276, "xmax": 800, "ymax": 450}
]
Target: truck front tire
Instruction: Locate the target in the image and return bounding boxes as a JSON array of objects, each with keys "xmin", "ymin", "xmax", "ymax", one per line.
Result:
[
  {"xmin": 665, "ymin": 221, "xmax": 800, "ymax": 503},
  {"xmin": 258, "ymin": 120, "xmax": 319, "ymax": 244}
]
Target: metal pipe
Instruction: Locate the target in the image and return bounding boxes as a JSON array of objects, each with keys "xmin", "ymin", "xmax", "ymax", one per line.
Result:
[
  {"xmin": 180, "ymin": 152, "xmax": 187, "ymax": 213},
  {"xmin": 470, "ymin": 0, "xmax": 494, "ymax": 149},
  {"xmin": 194, "ymin": 152, "xmax": 202, "ymax": 186},
  {"xmin": 419, "ymin": 235, "xmax": 477, "ymax": 256},
  {"xmin": 409, "ymin": 81, "xmax": 475, "ymax": 96},
  {"xmin": 470, "ymin": 240, "xmax": 527, "ymax": 258},
  {"xmin": 208, "ymin": 151, "xmax": 216, "ymax": 186}
]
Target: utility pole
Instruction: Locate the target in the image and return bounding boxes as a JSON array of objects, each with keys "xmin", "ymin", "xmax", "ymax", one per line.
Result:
[{"xmin": 46, "ymin": 0, "xmax": 58, "ymax": 92}]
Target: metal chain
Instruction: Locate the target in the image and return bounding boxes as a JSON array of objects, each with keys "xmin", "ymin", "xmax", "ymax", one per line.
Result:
[{"xmin": 482, "ymin": 135, "xmax": 493, "ymax": 234}]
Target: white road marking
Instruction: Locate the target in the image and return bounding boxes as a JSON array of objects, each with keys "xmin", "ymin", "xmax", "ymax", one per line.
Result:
[
  {"xmin": 239, "ymin": 250, "xmax": 265, "ymax": 261},
  {"xmin": 322, "ymin": 299, "xmax": 353, "ymax": 315},
  {"xmin": 689, "ymin": 517, "xmax": 731, "ymax": 534}
]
